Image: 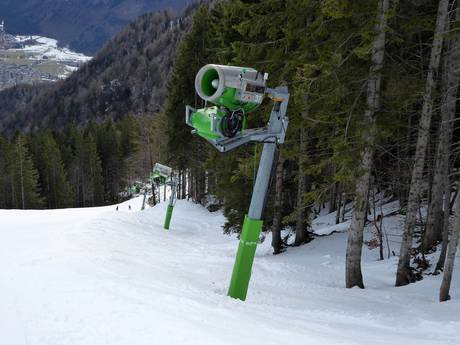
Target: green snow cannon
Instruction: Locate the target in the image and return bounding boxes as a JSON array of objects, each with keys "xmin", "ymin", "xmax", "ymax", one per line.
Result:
[
  {"xmin": 131, "ymin": 181, "xmax": 143, "ymax": 194},
  {"xmin": 151, "ymin": 162, "xmax": 177, "ymax": 230},
  {"xmin": 151, "ymin": 163, "xmax": 172, "ymax": 186},
  {"xmin": 186, "ymin": 64, "xmax": 268, "ymax": 141}
]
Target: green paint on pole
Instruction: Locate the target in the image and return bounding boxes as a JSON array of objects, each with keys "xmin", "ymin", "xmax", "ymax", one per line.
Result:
[
  {"xmin": 164, "ymin": 205, "xmax": 174, "ymax": 230},
  {"xmin": 228, "ymin": 215, "xmax": 263, "ymax": 301}
]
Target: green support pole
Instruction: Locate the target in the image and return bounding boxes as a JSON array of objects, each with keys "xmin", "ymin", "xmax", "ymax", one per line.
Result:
[
  {"xmin": 227, "ymin": 139, "xmax": 278, "ymax": 301},
  {"xmin": 228, "ymin": 216, "xmax": 263, "ymax": 300},
  {"xmin": 164, "ymin": 205, "xmax": 174, "ymax": 230}
]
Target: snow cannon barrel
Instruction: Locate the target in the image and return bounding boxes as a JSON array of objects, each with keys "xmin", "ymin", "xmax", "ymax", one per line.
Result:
[
  {"xmin": 189, "ymin": 64, "xmax": 268, "ymax": 141},
  {"xmin": 195, "ymin": 64, "xmax": 267, "ymax": 111}
]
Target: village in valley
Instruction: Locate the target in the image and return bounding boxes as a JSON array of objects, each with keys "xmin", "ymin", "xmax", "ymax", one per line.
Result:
[{"xmin": 0, "ymin": 20, "xmax": 91, "ymax": 91}]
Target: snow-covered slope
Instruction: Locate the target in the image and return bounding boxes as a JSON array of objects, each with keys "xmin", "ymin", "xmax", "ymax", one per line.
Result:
[{"xmin": 0, "ymin": 198, "xmax": 459, "ymax": 345}]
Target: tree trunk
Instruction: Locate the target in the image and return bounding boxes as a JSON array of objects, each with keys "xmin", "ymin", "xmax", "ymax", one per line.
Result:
[
  {"xmin": 346, "ymin": 0, "xmax": 389, "ymax": 289},
  {"xmin": 272, "ymin": 154, "xmax": 285, "ymax": 254},
  {"xmin": 440, "ymin": 182, "xmax": 460, "ymax": 301},
  {"xmin": 181, "ymin": 169, "xmax": 187, "ymax": 199},
  {"xmin": 196, "ymin": 169, "xmax": 205, "ymax": 204},
  {"xmin": 295, "ymin": 124, "xmax": 312, "ymax": 245},
  {"xmin": 336, "ymin": 183, "xmax": 342, "ymax": 225},
  {"xmin": 396, "ymin": 0, "xmax": 449, "ymax": 287},
  {"xmin": 372, "ymin": 188, "xmax": 385, "ymax": 261},
  {"xmin": 329, "ymin": 177, "xmax": 337, "ymax": 213},
  {"xmin": 341, "ymin": 192, "xmax": 347, "ymax": 222},
  {"xmin": 177, "ymin": 170, "xmax": 181, "ymax": 200},
  {"xmin": 187, "ymin": 169, "xmax": 192, "ymax": 201},
  {"xmin": 435, "ymin": 172, "xmax": 451, "ymax": 273},
  {"xmin": 192, "ymin": 169, "xmax": 197, "ymax": 202},
  {"xmin": 424, "ymin": 7, "xmax": 460, "ymax": 251}
]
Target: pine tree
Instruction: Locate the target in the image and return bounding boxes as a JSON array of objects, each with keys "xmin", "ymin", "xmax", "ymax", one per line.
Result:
[
  {"xmin": 95, "ymin": 121, "xmax": 124, "ymax": 203},
  {"xmin": 70, "ymin": 131, "xmax": 104, "ymax": 207},
  {"xmin": 28, "ymin": 132, "xmax": 74, "ymax": 208},
  {"xmin": 0, "ymin": 136, "xmax": 15, "ymax": 208},
  {"xmin": 12, "ymin": 134, "xmax": 44, "ymax": 209}
]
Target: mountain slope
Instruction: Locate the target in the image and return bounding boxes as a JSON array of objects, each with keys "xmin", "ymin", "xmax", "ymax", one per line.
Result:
[
  {"xmin": 0, "ymin": 198, "xmax": 459, "ymax": 345},
  {"xmin": 0, "ymin": 0, "xmax": 193, "ymax": 54},
  {"xmin": 0, "ymin": 8, "xmax": 194, "ymax": 134}
]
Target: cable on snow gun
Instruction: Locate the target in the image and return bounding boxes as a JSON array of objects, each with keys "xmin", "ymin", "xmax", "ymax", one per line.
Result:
[
  {"xmin": 152, "ymin": 163, "xmax": 178, "ymax": 230},
  {"xmin": 185, "ymin": 64, "xmax": 290, "ymax": 302}
]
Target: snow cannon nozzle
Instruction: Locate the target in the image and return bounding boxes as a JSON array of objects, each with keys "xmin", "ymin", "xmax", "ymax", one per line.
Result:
[{"xmin": 194, "ymin": 64, "xmax": 267, "ymax": 109}]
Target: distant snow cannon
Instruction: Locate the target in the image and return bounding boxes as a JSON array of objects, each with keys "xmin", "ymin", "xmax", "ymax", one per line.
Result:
[
  {"xmin": 185, "ymin": 64, "xmax": 290, "ymax": 302},
  {"xmin": 131, "ymin": 181, "xmax": 143, "ymax": 195},
  {"xmin": 151, "ymin": 163, "xmax": 177, "ymax": 230},
  {"xmin": 151, "ymin": 163, "xmax": 173, "ymax": 186},
  {"xmin": 186, "ymin": 64, "xmax": 268, "ymax": 143}
]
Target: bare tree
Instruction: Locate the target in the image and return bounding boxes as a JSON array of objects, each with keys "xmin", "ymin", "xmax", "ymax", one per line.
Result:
[
  {"xmin": 435, "ymin": 173, "xmax": 452, "ymax": 273},
  {"xmin": 424, "ymin": 2, "xmax": 460, "ymax": 252},
  {"xmin": 395, "ymin": 0, "xmax": 449, "ymax": 287},
  {"xmin": 346, "ymin": 0, "xmax": 390, "ymax": 288},
  {"xmin": 440, "ymin": 182, "xmax": 460, "ymax": 301}
]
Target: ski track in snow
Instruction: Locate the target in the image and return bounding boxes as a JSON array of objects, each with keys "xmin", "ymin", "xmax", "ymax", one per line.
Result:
[{"xmin": 0, "ymin": 197, "xmax": 459, "ymax": 345}]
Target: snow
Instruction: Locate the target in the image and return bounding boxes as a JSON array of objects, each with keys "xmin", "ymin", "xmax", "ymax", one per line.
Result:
[
  {"xmin": 312, "ymin": 198, "xmax": 400, "ymax": 236},
  {"xmin": 0, "ymin": 197, "xmax": 459, "ymax": 345}
]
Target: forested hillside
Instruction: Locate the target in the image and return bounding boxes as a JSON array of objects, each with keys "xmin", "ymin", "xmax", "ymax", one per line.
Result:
[{"xmin": 0, "ymin": 9, "xmax": 193, "ymax": 134}]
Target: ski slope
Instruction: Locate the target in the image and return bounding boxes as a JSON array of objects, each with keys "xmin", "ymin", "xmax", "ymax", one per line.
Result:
[{"xmin": 0, "ymin": 198, "xmax": 459, "ymax": 345}]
